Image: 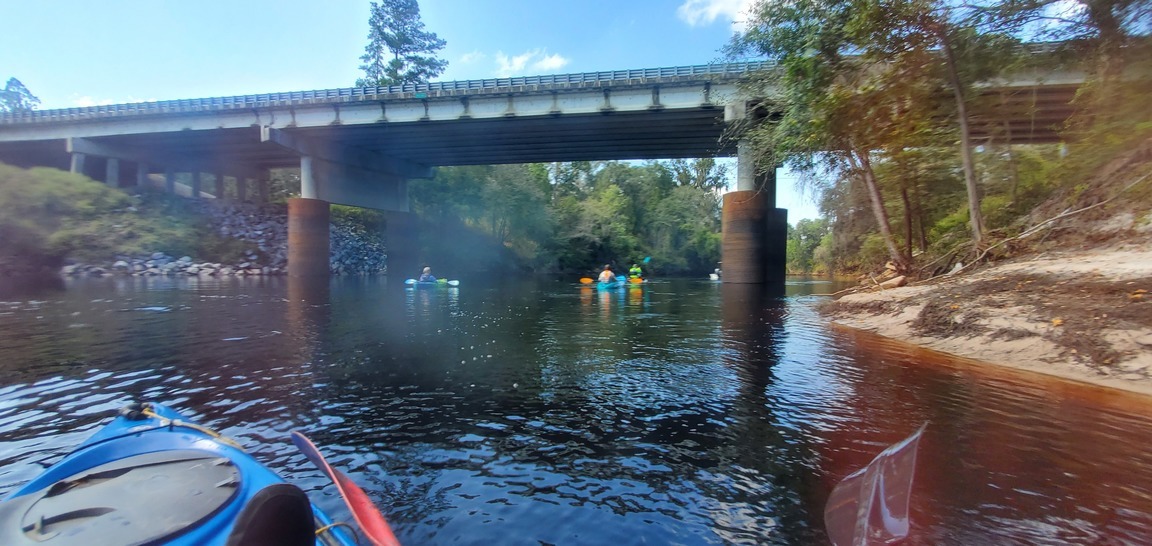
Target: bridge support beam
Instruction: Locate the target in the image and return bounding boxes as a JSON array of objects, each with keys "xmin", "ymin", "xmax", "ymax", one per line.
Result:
[
  {"xmin": 287, "ymin": 198, "xmax": 330, "ymax": 277},
  {"xmin": 105, "ymin": 158, "xmax": 119, "ymax": 187},
  {"xmin": 722, "ymin": 192, "xmax": 786, "ymax": 284},
  {"xmin": 70, "ymin": 152, "xmax": 86, "ymax": 175},
  {"xmin": 136, "ymin": 162, "xmax": 149, "ymax": 187},
  {"xmin": 722, "ymin": 149, "xmax": 787, "ymax": 284}
]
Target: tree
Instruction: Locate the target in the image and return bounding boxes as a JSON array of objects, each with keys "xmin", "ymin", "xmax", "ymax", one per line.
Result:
[
  {"xmin": 0, "ymin": 78, "xmax": 40, "ymax": 113},
  {"xmin": 668, "ymin": 158, "xmax": 730, "ymax": 191},
  {"xmin": 729, "ymin": 0, "xmax": 914, "ymax": 271},
  {"xmin": 786, "ymin": 218, "xmax": 830, "ymax": 273},
  {"xmin": 357, "ymin": 0, "xmax": 448, "ymax": 87}
]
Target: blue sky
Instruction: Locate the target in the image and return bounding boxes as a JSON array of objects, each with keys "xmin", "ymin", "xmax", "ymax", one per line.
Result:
[{"xmin": 0, "ymin": 0, "xmax": 821, "ymax": 220}]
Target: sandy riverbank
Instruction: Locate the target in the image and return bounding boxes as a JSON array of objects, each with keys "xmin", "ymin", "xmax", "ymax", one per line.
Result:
[{"xmin": 822, "ymin": 245, "xmax": 1152, "ymax": 396}]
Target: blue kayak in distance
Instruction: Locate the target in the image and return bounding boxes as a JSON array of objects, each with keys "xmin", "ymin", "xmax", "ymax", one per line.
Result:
[
  {"xmin": 404, "ymin": 278, "xmax": 460, "ymax": 287},
  {"xmin": 596, "ymin": 275, "xmax": 631, "ymax": 289},
  {"xmin": 0, "ymin": 402, "xmax": 361, "ymax": 546}
]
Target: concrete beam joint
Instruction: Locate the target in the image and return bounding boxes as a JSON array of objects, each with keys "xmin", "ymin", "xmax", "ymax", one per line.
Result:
[
  {"xmin": 301, "ymin": 155, "xmax": 317, "ymax": 199},
  {"xmin": 261, "ymin": 126, "xmax": 432, "ymax": 179}
]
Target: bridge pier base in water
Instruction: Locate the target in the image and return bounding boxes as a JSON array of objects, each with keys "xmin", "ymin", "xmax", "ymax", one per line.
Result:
[
  {"xmin": 287, "ymin": 197, "xmax": 330, "ymax": 277},
  {"xmin": 721, "ymin": 191, "xmax": 787, "ymax": 284}
]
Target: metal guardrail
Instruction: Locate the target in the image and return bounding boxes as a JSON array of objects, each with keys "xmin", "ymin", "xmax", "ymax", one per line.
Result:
[{"xmin": 0, "ymin": 61, "xmax": 775, "ymax": 124}]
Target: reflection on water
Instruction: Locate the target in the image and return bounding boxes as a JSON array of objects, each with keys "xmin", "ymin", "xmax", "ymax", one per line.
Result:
[{"xmin": 1, "ymin": 276, "xmax": 1151, "ymax": 544}]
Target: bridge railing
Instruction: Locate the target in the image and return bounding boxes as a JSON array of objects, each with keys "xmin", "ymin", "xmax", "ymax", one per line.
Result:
[{"xmin": 0, "ymin": 61, "xmax": 775, "ymax": 124}]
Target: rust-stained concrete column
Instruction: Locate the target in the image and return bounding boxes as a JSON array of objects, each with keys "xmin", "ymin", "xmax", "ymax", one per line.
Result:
[
  {"xmin": 288, "ymin": 198, "xmax": 330, "ymax": 277},
  {"xmin": 722, "ymin": 193, "xmax": 788, "ymax": 284},
  {"xmin": 722, "ymin": 145, "xmax": 788, "ymax": 284}
]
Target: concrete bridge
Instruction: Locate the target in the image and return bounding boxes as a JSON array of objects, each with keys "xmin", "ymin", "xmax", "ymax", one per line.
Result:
[{"xmin": 0, "ymin": 62, "xmax": 1081, "ymax": 282}]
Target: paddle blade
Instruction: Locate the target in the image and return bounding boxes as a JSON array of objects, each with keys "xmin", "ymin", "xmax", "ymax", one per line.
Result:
[
  {"xmin": 824, "ymin": 423, "xmax": 926, "ymax": 546},
  {"xmin": 643, "ymin": 256, "xmax": 651, "ymax": 263},
  {"xmin": 291, "ymin": 431, "xmax": 401, "ymax": 546},
  {"xmin": 579, "ymin": 278, "xmax": 594, "ymax": 284},
  {"xmin": 447, "ymin": 280, "xmax": 460, "ymax": 286},
  {"xmin": 403, "ymin": 279, "xmax": 416, "ymax": 285}
]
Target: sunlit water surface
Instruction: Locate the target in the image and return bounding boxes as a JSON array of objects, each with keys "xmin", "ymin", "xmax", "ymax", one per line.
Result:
[{"xmin": 1, "ymin": 275, "xmax": 1151, "ymax": 545}]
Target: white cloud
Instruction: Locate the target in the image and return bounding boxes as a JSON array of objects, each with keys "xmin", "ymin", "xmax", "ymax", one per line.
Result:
[
  {"xmin": 72, "ymin": 96, "xmax": 115, "ymax": 108},
  {"xmin": 72, "ymin": 95, "xmax": 155, "ymax": 108},
  {"xmin": 532, "ymin": 53, "xmax": 570, "ymax": 72},
  {"xmin": 458, "ymin": 50, "xmax": 487, "ymax": 64},
  {"xmin": 494, "ymin": 49, "xmax": 570, "ymax": 77},
  {"xmin": 676, "ymin": 0, "xmax": 757, "ymax": 31}
]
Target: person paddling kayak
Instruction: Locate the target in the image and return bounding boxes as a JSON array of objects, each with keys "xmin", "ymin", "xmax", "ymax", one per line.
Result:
[
  {"xmin": 597, "ymin": 264, "xmax": 615, "ymax": 283},
  {"xmin": 628, "ymin": 263, "xmax": 643, "ymax": 279},
  {"xmin": 419, "ymin": 266, "xmax": 437, "ymax": 282}
]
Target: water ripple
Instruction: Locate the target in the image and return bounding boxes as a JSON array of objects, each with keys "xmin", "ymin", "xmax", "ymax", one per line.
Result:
[{"xmin": 0, "ymin": 277, "xmax": 1151, "ymax": 544}]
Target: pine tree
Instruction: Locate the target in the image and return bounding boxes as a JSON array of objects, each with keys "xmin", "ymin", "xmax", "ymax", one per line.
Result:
[
  {"xmin": 356, "ymin": 0, "xmax": 448, "ymax": 87},
  {"xmin": 0, "ymin": 78, "xmax": 40, "ymax": 113}
]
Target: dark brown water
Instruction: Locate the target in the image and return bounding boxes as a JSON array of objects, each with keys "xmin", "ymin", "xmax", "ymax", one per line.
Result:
[{"xmin": 1, "ymin": 275, "xmax": 1151, "ymax": 545}]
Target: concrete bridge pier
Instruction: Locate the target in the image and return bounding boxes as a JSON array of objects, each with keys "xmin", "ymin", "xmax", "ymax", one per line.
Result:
[
  {"xmin": 287, "ymin": 155, "xmax": 331, "ymax": 277},
  {"xmin": 721, "ymin": 141, "xmax": 787, "ymax": 284}
]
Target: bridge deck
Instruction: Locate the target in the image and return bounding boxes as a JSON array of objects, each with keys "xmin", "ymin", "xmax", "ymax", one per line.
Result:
[{"xmin": 0, "ymin": 61, "xmax": 1079, "ymax": 175}]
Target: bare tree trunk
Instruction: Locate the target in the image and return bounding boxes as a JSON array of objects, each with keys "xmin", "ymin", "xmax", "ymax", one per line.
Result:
[
  {"xmin": 913, "ymin": 188, "xmax": 929, "ymax": 252},
  {"xmin": 939, "ymin": 29, "xmax": 986, "ymax": 246},
  {"xmin": 998, "ymin": 93, "xmax": 1020, "ymax": 203},
  {"xmin": 901, "ymin": 185, "xmax": 913, "ymax": 258},
  {"xmin": 848, "ymin": 149, "xmax": 909, "ymax": 271}
]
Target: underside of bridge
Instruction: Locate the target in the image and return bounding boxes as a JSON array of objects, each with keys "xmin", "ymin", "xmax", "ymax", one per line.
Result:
[
  {"xmin": 0, "ymin": 65, "xmax": 1082, "ymax": 282},
  {"xmin": 0, "ymin": 109, "xmax": 740, "ymax": 173}
]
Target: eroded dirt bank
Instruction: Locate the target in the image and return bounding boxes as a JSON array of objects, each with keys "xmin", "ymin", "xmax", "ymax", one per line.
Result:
[{"xmin": 822, "ymin": 246, "xmax": 1152, "ymax": 396}]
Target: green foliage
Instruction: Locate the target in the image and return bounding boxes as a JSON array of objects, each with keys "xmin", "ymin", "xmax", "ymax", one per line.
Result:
[
  {"xmin": 786, "ymin": 217, "xmax": 830, "ymax": 274},
  {"xmin": 332, "ymin": 204, "xmax": 386, "ymax": 234},
  {"xmin": 0, "ymin": 164, "xmax": 266, "ymax": 267},
  {"xmin": 730, "ymin": 0, "xmax": 1152, "ymax": 275},
  {"xmin": 857, "ymin": 234, "xmax": 892, "ymax": 272},
  {"xmin": 0, "ymin": 164, "xmax": 133, "ymax": 264},
  {"xmin": 927, "ymin": 207, "xmax": 971, "ymax": 246},
  {"xmin": 409, "ymin": 160, "xmax": 726, "ymax": 275},
  {"xmin": 357, "ymin": 0, "xmax": 447, "ymax": 87}
]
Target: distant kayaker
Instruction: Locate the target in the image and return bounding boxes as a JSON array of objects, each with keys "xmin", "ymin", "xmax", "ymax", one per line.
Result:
[
  {"xmin": 629, "ymin": 263, "xmax": 643, "ymax": 279},
  {"xmin": 419, "ymin": 266, "xmax": 437, "ymax": 282},
  {"xmin": 598, "ymin": 264, "xmax": 615, "ymax": 283}
]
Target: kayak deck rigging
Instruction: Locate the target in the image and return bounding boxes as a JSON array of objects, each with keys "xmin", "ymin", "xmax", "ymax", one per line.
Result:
[{"xmin": 0, "ymin": 402, "xmax": 362, "ymax": 546}]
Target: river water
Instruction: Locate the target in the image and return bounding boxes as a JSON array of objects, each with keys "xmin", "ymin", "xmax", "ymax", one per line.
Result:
[{"xmin": 1, "ymin": 275, "xmax": 1151, "ymax": 545}]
